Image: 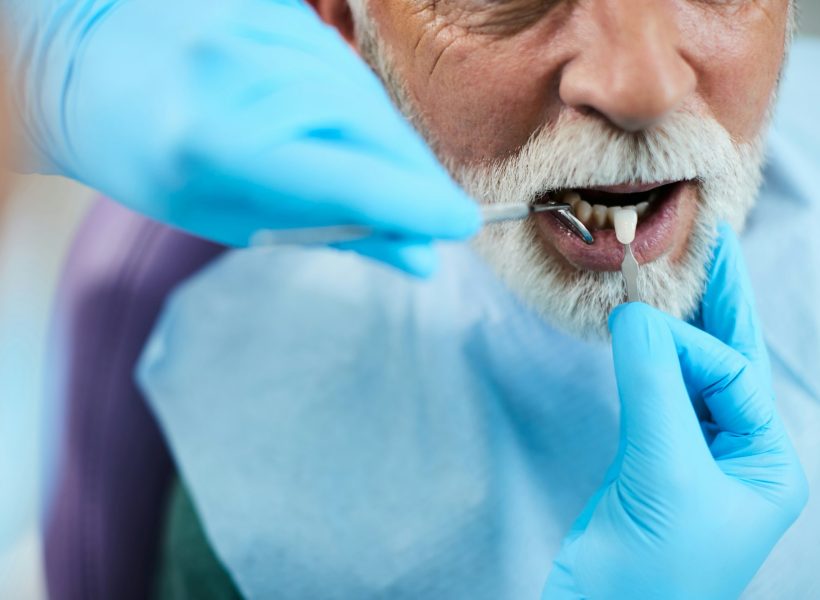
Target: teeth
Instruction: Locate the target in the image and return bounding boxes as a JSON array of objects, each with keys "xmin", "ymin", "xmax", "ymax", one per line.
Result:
[
  {"xmin": 606, "ymin": 206, "xmax": 620, "ymax": 225},
  {"xmin": 565, "ymin": 192, "xmax": 582, "ymax": 210},
  {"xmin": 575, "ymin": 199, "xmax": 593, "ymax": 223},
  {"xmin": 592, "ymin": 204, "xmax": 608, "ymax": 228},
  {"xmin": 565, "ymin": 194, "xmax": 655, "ymax": 230}
]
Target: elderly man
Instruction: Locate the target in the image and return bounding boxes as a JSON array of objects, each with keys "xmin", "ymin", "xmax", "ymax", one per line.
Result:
[{"xmin": 137, "ymin": 1, "xmax": 820, "ymax": 598}]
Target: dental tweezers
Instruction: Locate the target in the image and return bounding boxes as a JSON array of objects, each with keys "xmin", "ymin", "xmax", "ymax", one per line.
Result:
[{"xmin": 251, "ymin": 202, "xmax": 595, "ymax": 246}]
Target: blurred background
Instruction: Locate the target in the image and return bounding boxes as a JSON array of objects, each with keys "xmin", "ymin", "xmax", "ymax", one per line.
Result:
[
  {"xmin": 1, "ymin": 5, "xmax": 818, "ymax": 599},
  {"xmin": 806, "ymin": 2, "xmax": 820, "ymax": 34}
]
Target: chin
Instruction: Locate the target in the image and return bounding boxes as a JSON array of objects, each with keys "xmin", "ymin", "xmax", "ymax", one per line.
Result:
[{"xmin": 472, "ymin": 195, "xmax": 720, "ymax": 342}]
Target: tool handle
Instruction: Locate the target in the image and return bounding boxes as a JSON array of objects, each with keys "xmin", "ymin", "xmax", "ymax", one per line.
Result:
[{"xmin": 251, "ymin": 203, "xmax": 572, "ymax": 246}]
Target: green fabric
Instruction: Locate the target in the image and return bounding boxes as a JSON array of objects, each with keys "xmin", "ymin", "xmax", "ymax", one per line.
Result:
[{"xmin": 155, "ymin": 479, "xmax": 244, "ymax": 600}]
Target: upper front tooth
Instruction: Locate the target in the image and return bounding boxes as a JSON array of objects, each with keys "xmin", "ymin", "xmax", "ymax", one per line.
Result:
[
  {"xmin": 575, "ymin": 199, "xmax": 593, "ymax": 224},
  {"xmin": 592, "ymin": 204, "xmax": 608, "ymax": 228}
]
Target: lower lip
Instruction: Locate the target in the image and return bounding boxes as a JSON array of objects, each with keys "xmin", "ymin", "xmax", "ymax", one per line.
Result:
[{"xmin": 535, "ymin": 181, "xmax": 692, "ymax": 272}]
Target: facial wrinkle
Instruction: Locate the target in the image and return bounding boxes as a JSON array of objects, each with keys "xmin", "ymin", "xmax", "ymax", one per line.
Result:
[
  {"xmin": 411, "ymin": 0, "xmax": 563, "ymax": 36},
  {"xmin": 406, "ymin": 2, "xmax": 472, "ymax": 77},
  {"xmin": 691, "ymin": 0, "xmax": 782, "ymax": 20},
  {"xmin": 464, "ymin": 0, "xmax": 566, "ymax": 35}
]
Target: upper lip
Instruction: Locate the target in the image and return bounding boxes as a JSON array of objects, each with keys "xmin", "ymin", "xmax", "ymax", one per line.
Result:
[{"xmin": 584, "ymin": 181, "xmax": 677, "ymax": 195}]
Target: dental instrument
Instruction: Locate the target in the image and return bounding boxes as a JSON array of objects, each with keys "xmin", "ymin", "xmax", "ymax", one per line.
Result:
[
  {"xmin": 554, "ymin": 206, "xmax": 595, "ymax": 245},
  {"xmin": 251, "ymin": 202, "xmax": 595, "ymax": 247},
  {"xmin": 614, "ymin": 208, "xmax": 640, "ymax": 303}
]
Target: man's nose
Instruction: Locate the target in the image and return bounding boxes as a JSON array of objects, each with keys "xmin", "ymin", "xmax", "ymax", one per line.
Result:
[{"xmin": 559, "ymin": 0, "xmax": 696, "ymax": 132}]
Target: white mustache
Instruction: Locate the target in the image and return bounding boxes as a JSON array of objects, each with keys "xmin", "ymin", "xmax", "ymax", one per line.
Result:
[
  {"xmin": 456, "ymin": 108, "xmax": 743, "ymax": 206},
  {"xmin": 464, "ymin": 107, "xmax": 765, "ymax": 339}
]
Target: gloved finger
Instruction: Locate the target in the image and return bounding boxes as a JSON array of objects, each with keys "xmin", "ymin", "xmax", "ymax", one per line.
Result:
[
  {"xmin": 180, "ymin": 137, "xmax": 481, "ymax": 247},
  {"xmin": 609, "ymin": 303, "xmax": 707, "ymax": 462},
  {"xmin": 659, "ymin": 313, "xmax": 775, "ymax": 436},
  {"xmin": 701, "ymin": 223, "xmax": 770, "ymax": 386},
  {"xmin": 271, "ymin": 144, "xmax": 471, "ymax": 242},
  {"xmin": 216, "ymin": 1, "xmax": 400, "ymax": 103},
  {"xmin": 265, "ymin": 141, "xmax": 480, "ymax": 240},
  {"xmin": 189, "ymin": 63, "xmax": 435, "ymax": 171},
  {"xmin": 333, "ymin": 237, "xmax": 440, "ymax": 278}
]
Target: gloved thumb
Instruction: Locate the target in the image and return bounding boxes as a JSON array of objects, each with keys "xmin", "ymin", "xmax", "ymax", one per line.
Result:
[
  {"xmin": 701, "ymin": 223, "xmax": 771, "ymax": 387},
  {"xmin": 609, "ymin": 303, "xmax": 709, "ymax": 478}
]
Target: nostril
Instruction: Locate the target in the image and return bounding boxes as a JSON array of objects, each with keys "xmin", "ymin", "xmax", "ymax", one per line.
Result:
[{"xmin": 559, "ymin": 41, "xmax": 696, "ymax": 133}]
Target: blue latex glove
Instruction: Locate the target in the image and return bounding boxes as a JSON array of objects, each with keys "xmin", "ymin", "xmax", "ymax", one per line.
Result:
[
  {"xmin": 3, "ymin": 0, "xmax": 479, "ymax": 275},
  {"xmin": 543, "ymin": 224, "xmax": 809, "ymax": 599}
]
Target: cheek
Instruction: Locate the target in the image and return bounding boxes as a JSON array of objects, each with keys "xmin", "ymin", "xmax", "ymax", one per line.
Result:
[
  {"xmin": 411, "ymin": 40, "xmax": 556, "ymax": 162},
  {"xmin": 680, "ymin": 3, "xmax": 788, "ymax": 142},
  {"xmin": 374, "ymin": 0, "xmax": 788, "ymax": 163},
  {"xmin": 372, "ymin": 2, "xmax": 561, "ymax": 164}
]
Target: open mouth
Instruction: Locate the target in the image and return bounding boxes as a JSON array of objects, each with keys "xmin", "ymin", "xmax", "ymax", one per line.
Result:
[
  {"xmin": 557, "ymin": 181, "xmax": 679, "ymax": 230},
  {"xmin": 533, "ymin": 180, "xmax": 697, "ymax": 272}
]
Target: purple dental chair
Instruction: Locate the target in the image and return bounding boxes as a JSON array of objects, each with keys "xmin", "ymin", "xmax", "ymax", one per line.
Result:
[{"xmin": 44, "ymin": 197, "xmax": 226, "ymax": 600}]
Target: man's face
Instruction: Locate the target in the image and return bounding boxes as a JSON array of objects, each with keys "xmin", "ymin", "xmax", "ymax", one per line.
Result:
[{"xmin": 349, "ymin": 0, "xmax": 791, "ymax": 338}]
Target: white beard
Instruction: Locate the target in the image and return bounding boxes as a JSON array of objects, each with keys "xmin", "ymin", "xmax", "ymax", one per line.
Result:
[
  {"xmin": 460, "ymin": 111, "xmax": 766, "ymax": 339},
  {"xmin": 351, "ymin": 3, "xmax": 770, "ymax": 340}
]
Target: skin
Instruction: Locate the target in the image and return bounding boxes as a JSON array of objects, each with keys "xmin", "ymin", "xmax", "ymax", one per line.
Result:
[{"xmin": 311, "ymin": 0, "xmax": 790, "ymax": 268}]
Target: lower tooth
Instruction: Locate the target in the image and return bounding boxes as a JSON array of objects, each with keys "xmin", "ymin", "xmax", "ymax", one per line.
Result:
[
  {"xmin": 606, "ymin": 206, "xmax": 621, "ymax": 227},
  {"xmin": 636, "ymin": 201, "xmax": 649, "ymax": 216},
  {"xmin": 592, "ymin": 204, "xmax": 608, "ymax": 228},
  {"xmin": 565, "ymin": 191, "xmax": 582, "ymax": 210},
  {"xmin": 576, "ymin": 199, "xmax": 593, "ymax": 224}
]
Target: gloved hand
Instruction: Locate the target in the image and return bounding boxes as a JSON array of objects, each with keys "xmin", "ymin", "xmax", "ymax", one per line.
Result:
[
  {"xmin": 543, "ymin": 224, "xmax": 809, "ymax": 599},
  {"xmin": 2, "ymin": 0, "xmax": 479, "ymax": 275}
]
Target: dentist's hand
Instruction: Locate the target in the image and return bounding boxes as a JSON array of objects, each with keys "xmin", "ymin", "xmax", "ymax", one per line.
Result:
[
  {"xmin": 3, "ymin": 0, "xmax": 479, "ymax": 275},
  {"xmin": 543, "ymin": 225, "xmax": 808, "ymax": 599}
]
